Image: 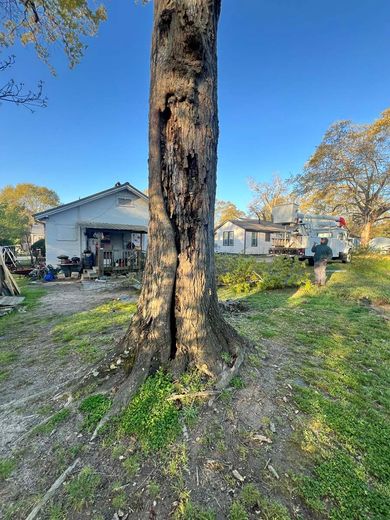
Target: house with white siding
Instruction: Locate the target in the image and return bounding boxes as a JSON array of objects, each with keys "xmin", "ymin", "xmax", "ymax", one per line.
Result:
[
  {"xmin": 215, "ymin": 219, "xmax": 285, "ymax": 255},
  {"xmin": 34, "ymin": 183, "xmax": 149, "ymax": 272}
]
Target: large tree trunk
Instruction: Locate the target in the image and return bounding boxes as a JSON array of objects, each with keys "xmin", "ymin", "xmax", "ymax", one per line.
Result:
[
  {"xmin": 119, "ymin": 0, "xmax": 243, "ymax": 390},
  {"xmin": 360, "ymin": 219, "xmax": 372, "ymax": 247}
]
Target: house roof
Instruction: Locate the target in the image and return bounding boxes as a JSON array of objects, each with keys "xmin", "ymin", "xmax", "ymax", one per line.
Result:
[
  {"xmin": 216, "ymin": 219, "xmax": 285, "ymax": 233},
  {"xmin": 34, "ymin": 183, "xmax": 148, "ymax": 220}
]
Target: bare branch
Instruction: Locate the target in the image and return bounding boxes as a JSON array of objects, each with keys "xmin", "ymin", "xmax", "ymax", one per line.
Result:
[{"xmin": 0, "ymin": 55, "xmax": 47, "ymax": 110}]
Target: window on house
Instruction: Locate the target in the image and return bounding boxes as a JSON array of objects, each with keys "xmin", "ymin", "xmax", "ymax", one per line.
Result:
[
  {"xmin": 264, "ymin": 232, "xmax": 271, "ymax": 242},
  {"xmin": 251, "ymin": 232, "xmax": 258, "ymax": 247},
  {"xmin": 223, "ymin": 231, "xmax": 234, "ymax": 246},
  {"xmin": 117, "ymin": 197, "xmax": 134, "ymax": 207}
]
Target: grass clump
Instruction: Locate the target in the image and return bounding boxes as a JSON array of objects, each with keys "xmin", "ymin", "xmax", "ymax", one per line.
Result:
[
  {"xmin": 234, "ymin": 484, "xmax": 290, "ymax": 520},
  {"xmin": 122, "ymin": 454, "xmax": 140, "ymax": 476},
  {"xmin": 240, "ymin": 483, "xmax": 261, "ymax": 509},
  {"xmin": 148, "ymin": 480, "xmax": 161, "ymax": 498},
  {"xmin": 229, "ymin": 501, "xmax": 248, "ymax": 520},
  {"xmin": 66, "ymin": 466, "xmax": 100, "ymax": 511},
  {"xmin": 0, "ymin": 350, "xmax": 17, "ymax": 366},
  {"xmin": 0, "ymin": 457, "xmax": 16, "ymax": 480},
  {"xmin": 111, "ymin": 489, "xmax": 127, "ymax": 510},
  {"xmin": 118, "ymin": 370, "xmax": 181, "ymax": 452},
  {"xmin": 34, "ymin": 408, "xmax": 71, "ymax": 434},
  {"xmin": 230, "ymin": 375, "xmax": 245, "ymax": 389},
  {"xmin": 79, "ymin": 394, "xmax": 112, "ymax": 432},
  {"xmin": 48, "ymin": 504, "xmax": 67, "ymax": 520}
]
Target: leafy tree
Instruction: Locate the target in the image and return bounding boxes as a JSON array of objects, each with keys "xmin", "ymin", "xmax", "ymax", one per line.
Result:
[
  {"xmin": 0, "ymin": 0, "xmax": 107, "ymax": 68},
  {"xmin": 0, "ymin": 183, "xmax": 59, "ymax": 249},
  {"xmin": 0, "ymin": 183, "xmax": 59, "ymax": 215},
  {"xmin": 295, "ymin": 109, "xmax": 390, "ymax": 245},
  {"xmin": 248, "ymin": 174, "xmax": 291, "ymax": 221},
  {"xmin": 0, "ymin": 202, "xmax": 29, "ymax": 244},
  {"xmin": 215, "ymin": 200, "xmax": 246, "ymax": 226}
]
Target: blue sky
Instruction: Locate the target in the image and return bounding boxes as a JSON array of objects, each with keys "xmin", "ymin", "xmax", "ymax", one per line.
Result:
[{"xmin": 1, "ymin": 0, "xmax": 389, "ymax": 211}]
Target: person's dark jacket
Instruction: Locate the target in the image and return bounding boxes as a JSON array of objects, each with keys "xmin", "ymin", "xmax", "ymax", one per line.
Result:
[{"xmin": 311, "ymin": 240, "xmax": 333, "ymax": 263}]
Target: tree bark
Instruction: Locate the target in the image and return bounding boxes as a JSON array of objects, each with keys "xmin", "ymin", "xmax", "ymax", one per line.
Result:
[
  {"xmin": 360, "ymin": 219, "xmax": 372, "ymax": 246},
  {"xmin": 120, "ymin": 0, "xmax": 243, "ymax": 385}
]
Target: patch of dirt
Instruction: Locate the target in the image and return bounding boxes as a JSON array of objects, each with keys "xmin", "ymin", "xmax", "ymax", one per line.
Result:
[
  {"xmin": 0, "ymin": 280, "xmax": 137, "ymax": 453},
  {"xmin": 0, "ymin": 289, "xmax": 311, "ymax": 520}
]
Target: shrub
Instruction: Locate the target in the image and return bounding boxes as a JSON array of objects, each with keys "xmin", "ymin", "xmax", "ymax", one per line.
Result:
[{"xmin": 219, "ymin": 256, "xmax": 308, "ymax": 294}]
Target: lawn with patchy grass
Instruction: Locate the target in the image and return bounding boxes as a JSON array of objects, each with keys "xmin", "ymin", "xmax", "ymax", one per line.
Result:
[
  {"xmin": 0, "ymin": 280, "xmax": 46, "ymax": 382},
  {"xmin": 51, "ymin": 300, "xmax": 137, "ymax": 362},
  {"xmin": 233, "ymin": 256, "xmax": 390, "ymax": 519}
]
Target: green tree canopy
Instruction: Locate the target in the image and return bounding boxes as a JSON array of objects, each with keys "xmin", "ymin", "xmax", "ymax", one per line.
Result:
[
  {"xmin": 0, "ymin": 201, "xmax": 29, "ymax": 244},
  {"xmin": 0, "ymin": 183, "xmax": 59, "ymax": 244},
  {"xmin": 295, "ymin": 109, "xmax": 390, "ymax": 245}
]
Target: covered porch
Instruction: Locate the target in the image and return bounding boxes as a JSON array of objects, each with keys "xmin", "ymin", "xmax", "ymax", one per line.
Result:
[{"xmin": 80, "ymin": 222, "xmax": 147, "ymax": 275}]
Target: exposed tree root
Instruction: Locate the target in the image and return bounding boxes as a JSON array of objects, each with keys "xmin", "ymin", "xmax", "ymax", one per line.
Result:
[
  {"xmin": 25, "ymin": 458, "xmax": 80, "ymax": 520},
  {"xmin": 90, "ymin": 343, "xmax": 245, "ymax": 442},
  {"xmin": 90, "ymin": 350, "xmax": 153, "ymax": 441}
]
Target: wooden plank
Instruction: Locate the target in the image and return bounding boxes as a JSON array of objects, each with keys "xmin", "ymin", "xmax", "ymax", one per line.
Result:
[
  {"xmin": 0, "ymin": 251, "xmax": 20, "ymax": 296},
  {"xmin": 0, "ymin": 296, "xmax": 25, "ymax": 306}
]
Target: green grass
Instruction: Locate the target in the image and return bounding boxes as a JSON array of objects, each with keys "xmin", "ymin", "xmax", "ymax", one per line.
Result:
[
  {"xmin": 116, "ymin": 369, "xmax": 207, "ymax": 453},
  {"xmin": 117, "ymin": 370, "xmax": 181, "ymax": 453},
  {"xmin": 0, "ymin": 457, "xmax": 16, "ymax": 480},
  {"xmin": 66, "ymin": 466, "xmax": 101, "ymax": 511},
  {"xmin": 122, "ymin": 454, "xmax": 140, "ymax": 476},
  {"xmin": 229, "ymin": 256, "xmax": 390, "ymax": 520},
  {"xmin": 178, "ymin": 501, "xmax": 216, "ymax": 520},
  {"xmin": 229, "ymin": 501, "xmax": 248, "ymax": 520},
  {"xmin": 227, "ymin": 484, "xmax": 291, "ymax": 520},
  {"xmin": 0, "ymin": 281, "xmax": 46, "ymax": 378},
  {"xmin": 0, "ymin": 280, "xmax": 46, "ymax": 337},
  {"xmin": 51, "ymin": 300, "xmax": 136, "ymax": 362},
  {"xmin": 0, "ymin": 350, "xmax": 17, "ymax": 366},
  {"xmin": 34, "ymin": 408, "xmax": 71, "ymax": 434},
  {"xmin": 111, "ymin": 489, "xmax": 127, "ymax": 510},
  {"xmin": 79, "ymin": 394, "xmax": 112, "ymax": 432}
]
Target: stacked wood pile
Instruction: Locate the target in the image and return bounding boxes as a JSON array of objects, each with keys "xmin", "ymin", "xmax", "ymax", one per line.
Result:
[
  {"xmin": 0, "ymin": 251, "xmax": 24, "ymax": 316},
  {"xmin": 0, "ymin": 250, "xmax": 21, "ymax": 296}
]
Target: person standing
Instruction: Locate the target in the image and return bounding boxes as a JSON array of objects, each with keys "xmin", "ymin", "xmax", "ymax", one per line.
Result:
[{"xmin": 311, "ymin": 237, "xmax": 333, "ymax": 286}]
